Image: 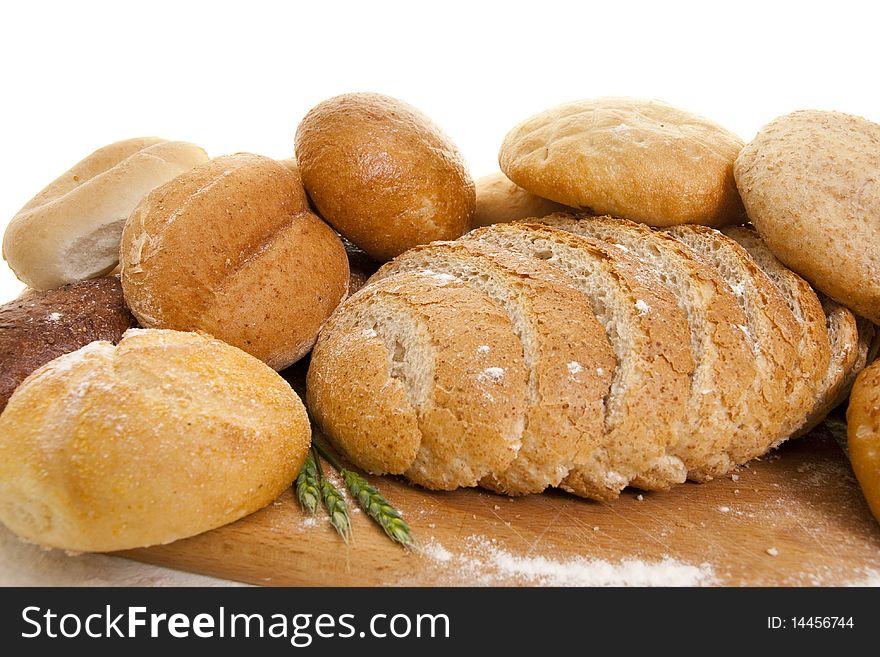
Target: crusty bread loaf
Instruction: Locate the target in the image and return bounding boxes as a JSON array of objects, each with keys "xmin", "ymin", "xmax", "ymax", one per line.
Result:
[
  {"xmin": 666, "ymin": 225, "xmax": 802, "ymax": 460},
  {"xmin": 0, "ymin": 276, "xmax": 137, "ymax": 412},
  {"xmin": 472, "ymin": 172, "xmax": 568, "ymax": 228},
  {"xmin": 370, "ymin": 240, "xmax": 615, "ymax": 494},
  {"xmin": 499, "ymin": 97, "xmax": 746, "ymax": 226},
  {"xmin": 0, "ymin": 329, "xmax": 310, "ymax": 552},
  {"xmin": 3, "ymin": 138, "xmax": 208, "ymax": 290},
  {"xmin": 847, "ymin": 360, "xmax": 880, "ymax": 523},
  {"xmin": 462, "ymin": 222, "xmax": 694, "ymax": 498},
  {"xmin": 538, "ymin": 214, "xmax": 756, "ymax": 481},
  {"xmin": 735, "ymin": 110, "xmax": 880, "ymax": 323},
  {"xmin": 308, "ymin": 273, "xmax": 530, "ymax": 490},
  {"xmin": 120, "ymin": 154, "xmax": 349, "ymax": 370},
  {"xmin": 296, "ymin": 93, "xmax": 475, "ymax": 261},
  {"xmin": 722, "ymin": 226, "xmax": 830, "ymax": 441}
]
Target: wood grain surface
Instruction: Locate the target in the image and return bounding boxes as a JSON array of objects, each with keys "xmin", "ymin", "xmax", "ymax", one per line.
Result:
[{"xmin": 125, "ymin": 422, "xmax": 880, "ymax": 586}]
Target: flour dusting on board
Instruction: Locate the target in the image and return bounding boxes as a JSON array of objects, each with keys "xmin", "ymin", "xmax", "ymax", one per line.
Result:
[{"xmin": 421, "ymin": 536, "xmax": 716, "ymax": 586}]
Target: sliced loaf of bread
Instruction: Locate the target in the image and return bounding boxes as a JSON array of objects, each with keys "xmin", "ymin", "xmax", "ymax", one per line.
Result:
[
  {"xmin": 666, "ymin": 225, "xmax": 801, "ymax": 461},
  {"xmin": 369, "ymin": 240, "xmax": 615, "ymax": 495},
  {"xmin": 462, "ymin": 222, "xmax": 694, "ymax": 498},
  {"xmin": 307, "ymin": 272, "xmax": 529, "ymax": 490},
  {"xmin": 539, "ymin": 214, "xmax": 757, "ymax": 481}
]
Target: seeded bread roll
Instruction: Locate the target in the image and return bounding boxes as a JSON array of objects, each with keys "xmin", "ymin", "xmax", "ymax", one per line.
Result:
[
  {"xmin": 308, "ymin": 273, "xmax": 529, "ymax": 490},
  {"xmin": 722, "ymin": 226, "xmax": 830, "ymax": 438},
  {"xmin": 370, "ymin": 240, "xmax": 615, "ymax": 495},
  {"xmin": 472, "ymin": 172, "xmax": 568, "ymax": 228},
  {"xmin": 735, "ymin": 110, "xmax": 880, "ymax": 323},
  {"xmin": 295, "ymin": 93, "xmax": 475, "ymax": 261},
  {"xmin": 0, "ymin": 329, "xmax": 310, "ymax": 552},
  {"xmin": 120, "ymin": 154, "xmax": 349, "ymax": 370},
  {"xmin": 463, "ymin": 223, "xmax": 694, "ymax": 498},
  {"xmin": 499, "ymin": 97, "xmax": 746, "ymax": 226},
  {"xmin": 0, "ymin": 276, "xmax": 137, "ymax": 412},
  {"xmin": 847, "ymin": 360, "xmax": 880, "ymax": 523},
  {"xmin": 539, "ymin": 214, "xmax": 756, "ymax": 481},
  {"xmin": 667, "ymin": 225, "xmax": 801, "ymax": 459},
  {"xmin": 3, "ymin": 138, "xmax": 208, "ymax": 290}
]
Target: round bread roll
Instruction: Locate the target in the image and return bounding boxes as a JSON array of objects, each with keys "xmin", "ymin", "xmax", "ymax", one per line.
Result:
[
  {"xmin": 120, "ymin": 153, "xmax": 349, "ymax": 370},
  {"xmin": 0, "ymin": 328, "xmax": 311, "ymax": 552},
  {"xmin": 0, "ymin": 276, "xmax": 137, "ymax": 412},
  {"xmin": 734, "ymin": 110, "xmax": 880, "ymax": 323},
  {"xmin": 499, "ymin": 97, "xmax": 746, "ymax": 227},
  {"xmin": 472, "ymin": 172, "xmax": 568, "ymax": 228},
  {"xmin": 3, "ymin": 138, "xmax": 208, "ymax": 290},
  {"xmin": 295, "ymin": 92, "xmax": 476, "ymax": 261},
  {"xmin": 847, "ymin": 360, "xmax": 880, "ymax": 523}
]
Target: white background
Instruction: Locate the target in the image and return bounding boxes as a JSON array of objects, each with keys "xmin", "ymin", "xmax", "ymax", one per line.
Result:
[{"xmin": 1, "ymin": 0, "xmax": 878, "ymax": 303}]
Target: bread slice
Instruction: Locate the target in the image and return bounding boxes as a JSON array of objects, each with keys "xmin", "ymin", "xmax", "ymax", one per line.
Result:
[
  {"xmin": 722, "ymin": 226, "xmax": 830, "ymax": 442},
  {"xmin": 307, "ymin": 272, "xmax": 529, "ymax": 490},
  {"xmin": 462, "ymin": 222, "xmax": 694, "ymax": 498},
  {"xmin": 370, "ymin": 240, "xmax": 615, "ymax": 495},
  {"xmin": 538, "ymin": 214, "xmax": 756, "ymax": 481},
  {"xmin": 666, "ymin": 225, "xmax": 801, "ymax": 461}
]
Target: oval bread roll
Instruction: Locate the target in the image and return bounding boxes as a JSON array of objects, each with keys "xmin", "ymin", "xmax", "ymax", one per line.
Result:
[
  {"xmin": 295, "ymin": 93, "xmax": 475, "ymax": 261},
  {"xmin": 3, "ymin": 138, "xmax": 208, "ymax": 290},
  {"xmin": 0, "ymin": 329, "xmax": 310, "ymax": 552},
  {"xmin": 0, "ymin": 276, "xmax": 137, "ymax": 412},
  {"xmin": 120, "ymin": 153, "xmax": 349, "ymax": 370},
  {"xmin": 472, "ymin": 172, "xmax": 568, "ymax": 228},
  {"xmin": 499, "ymin": 97, "xmax": 746, "ymax": 227},
  {"xmin": 847, "ymin": 360, "xmax": 880, "ymax": 523}
]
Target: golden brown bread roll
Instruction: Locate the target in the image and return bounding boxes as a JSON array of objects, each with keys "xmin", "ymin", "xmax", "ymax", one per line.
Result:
[
  {"xmin": 120, "ymin": 153, "xmax": 349, "ymax": 370},
  {"xmin": 295, "ymin": 92, "xmax": 476, "ymax": 261},
  {"xmin": 847, "ymin": 360, "xmax": 880, "ymax": 523},
  {"xmin": 0, "ymin": 276, "xmax": 137, "ymax": 412},
  {"xmin": 2, "ymin": 138, "xmax": 208, "ymax": 290},
  {"xmin": 472, "ymin": 172, "xmax": 568, "ymax": 228},
  {"xmin": 0, "ymin": 329, "xmax": 311, "ymax": 552}
]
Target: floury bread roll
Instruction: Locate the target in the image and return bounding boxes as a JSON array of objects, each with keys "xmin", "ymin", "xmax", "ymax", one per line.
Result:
[
  {"xmin": 3, "ymin": 138, "xmax": 208, "ymax": 290},
  {"xmin": 472, "ymin": 172, "xmax": 568, "ymax": 228},
  {"xmin": 0, "ymin": 276, "xmax": 137, "ymax": 412},
  {"xmin": 499, "ymin": 97, "xmax": 746, "ymax": 227},
  {"xmin": 121, "ymin": 154, "xmax": 350, "ymax": 370},
  {"xmin": 296, "ymin": 93, "xmax": 476, "ymax": 261},
  {"xmin": 0, "ymin": 329, "xmax": 311, "ymax": 552}
]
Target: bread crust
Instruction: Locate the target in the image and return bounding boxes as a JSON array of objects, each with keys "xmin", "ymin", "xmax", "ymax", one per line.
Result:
[
  {"xmin": 472, "ymin": 172, "xmax": 568, "ymax": 228},
  {"xmin": 847, "ymin": 360, "xmax": 880, "ymax": 523},
  {"xmin": 3, "ymin": 138, "xmax": 208, "ymax": 289},
  {"xmin": 296, "ymin": 93, "xmax": 475, "ymax": 261},
  {"xmin": 735, "ymin": 110, "xmax": 880, "ymax": 323},
  {"xmin": 541, "ymin": 214, "xmax": 756, "ymax": 481},
  {"xmin": 371, "ymin": 240, "xmax": 614, "ymax": 494},
  {"xmin": 120, "ymin": 154, "xmax": 349, "ymax": 370},
  {"xmin": 0, "ymin": 329, "xmax": 310, "ymax": 552},
  {"xmin": 463, "ymin": 222, "xmax": 693, "ymax": 498},
  {"xmin": 308, "ymin": 273, "xmax": 529, "ymax": 490},
  {"xmin": 500, "ymin": 97, "xmax": 746, "ymax": 226},
  {"xmin": 0, "ymin": 276, "xmax": 137, "ymax": 412}
]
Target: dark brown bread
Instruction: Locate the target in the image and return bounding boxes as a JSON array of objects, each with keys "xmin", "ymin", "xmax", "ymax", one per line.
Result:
[{"xmin": 0, "ymin": 276, "xmax": 137, "ymax": 411}]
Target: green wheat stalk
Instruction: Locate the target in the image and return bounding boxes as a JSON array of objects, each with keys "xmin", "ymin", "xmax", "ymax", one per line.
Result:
[
  {"xmin": 294, "ymin": 450, "xmax": 320, "ymax": 514},
  {"xmin": 312, "ymin": 440, "xmax": 415, "ymax": 549},
  {"xmin": 312, "ymin": 445, "xmax": 351, "ymax": 543}
]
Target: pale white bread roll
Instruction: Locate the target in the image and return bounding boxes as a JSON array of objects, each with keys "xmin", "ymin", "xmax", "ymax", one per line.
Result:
[
  {"xmin": 369, "ymin": 240, "xmax": 615, "ymax": 495},
  {"xmin": 0, "ymin": 328, "xmax": 310, "ymax": 552},
  {"xmin": 3, "ymin": 138, "xmax": 208, "ymax": 290},
  {"xmin": 538, "ymin": 214, "xmax": 757, "ymax": 482}
]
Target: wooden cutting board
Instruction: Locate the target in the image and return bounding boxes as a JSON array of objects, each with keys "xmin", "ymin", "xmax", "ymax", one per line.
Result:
[{"xmin": 124, "ymin": 422, "xmax": 880, "ymax": 586}]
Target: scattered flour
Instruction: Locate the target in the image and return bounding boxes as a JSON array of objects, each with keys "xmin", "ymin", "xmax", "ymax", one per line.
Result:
[
  {"xmin": 766, "ymin": 547, "xmax": 779, "ymax": 557},
  {"xmin": 476, "ymin": 345, "xmax": 491, "ymax": 354},
  {"xmin": 634, "ymin": 299, "xmax": 651, "ymax": 315},
  {"xmin": 477, "ymin": 367, "xmax": 505, "ymax": 384},
  {"xmin": 422, "ymin": 536, "xmax": 716, "ymax": 587},
  {"xmin": 47, "ymin": 311, "xmax": 63, "ymax": 322},
  {"xmin": 419, "ymin": 270, "xmax": 457, "ymax": 285},
  {"xmin": 567, "ymin": 361, "xmax": 583, "ymax": 375}
]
